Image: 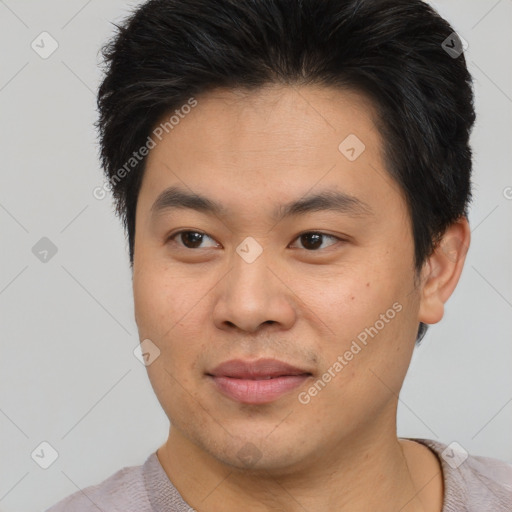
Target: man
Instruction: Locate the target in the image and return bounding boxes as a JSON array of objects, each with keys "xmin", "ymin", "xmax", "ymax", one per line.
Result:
[{"xmin": 47, "ymin": 0, "xmax": 512, "ymax": 510}]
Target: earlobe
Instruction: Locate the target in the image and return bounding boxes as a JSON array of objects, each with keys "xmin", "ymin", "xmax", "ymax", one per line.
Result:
[{"xmin": 418, "ymin": 217, "xmax": 471, "ymax": 325}]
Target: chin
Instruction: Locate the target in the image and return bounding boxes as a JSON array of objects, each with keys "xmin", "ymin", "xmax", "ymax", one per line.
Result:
[{"xmin": 202, "ymin": 429, "xmax": 311, "ymax": 474}]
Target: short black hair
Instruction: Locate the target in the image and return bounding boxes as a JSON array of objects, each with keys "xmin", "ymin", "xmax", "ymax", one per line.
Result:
[{"xmin": 96, "ymin": 0, "xmax": 476, "ymax": 345}]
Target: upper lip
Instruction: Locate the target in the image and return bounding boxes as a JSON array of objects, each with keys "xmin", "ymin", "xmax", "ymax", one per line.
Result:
[{"xmin": 208, "ymin": 358, "xmax": 312, "ymax": 379}]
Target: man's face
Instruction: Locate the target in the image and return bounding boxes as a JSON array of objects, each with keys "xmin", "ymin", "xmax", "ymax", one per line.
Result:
[{"xmin": 133, "ymin": 85, "xmax": 424, "ymax": 471}]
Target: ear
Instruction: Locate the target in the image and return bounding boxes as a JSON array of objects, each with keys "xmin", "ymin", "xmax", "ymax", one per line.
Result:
[{"xmin": 418, "ymin": 217, "xmax": 471, "ymax": 325}]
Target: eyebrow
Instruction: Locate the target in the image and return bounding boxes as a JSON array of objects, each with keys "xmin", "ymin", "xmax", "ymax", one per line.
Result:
[{"xmin": 150, "ymin": 185, "xmax": 374, "ymax": 222}]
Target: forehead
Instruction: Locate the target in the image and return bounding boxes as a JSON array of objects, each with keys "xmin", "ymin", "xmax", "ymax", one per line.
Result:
[
  {"xmin": 157, "ymin": 84, "xmax": 381, "ymax": 151},
  {"xmin": 139, "ymin": 84, "xmax": 406, "ymax": 223},
  {"xmin": 146, "ymin": 84, "xmax": 382, "ymax": 159}
]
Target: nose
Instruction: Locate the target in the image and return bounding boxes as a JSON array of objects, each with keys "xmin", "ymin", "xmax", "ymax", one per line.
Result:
[{"xmin": 212, "ymin": 245, "xmax": 297, "ymax": 334}]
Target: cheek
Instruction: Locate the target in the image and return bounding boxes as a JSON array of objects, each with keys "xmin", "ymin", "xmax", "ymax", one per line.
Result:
[
  {"xmin": 133, "ymin": 264, "xmax": 210, "ymax": 375},
  {"xmin": 297, "ymin": 265, "xmax": 416, "ymax": 384},
  {"xmin": 133, "ymin": 262, "xmax": 202, "ymax": 338},
  {"xmin": 138, "ymin": 283, "xmax": 208, "ymax": 426},
  {"xmin": 293, "ymin": 267, "xmax": 395, "ymax": 340}
]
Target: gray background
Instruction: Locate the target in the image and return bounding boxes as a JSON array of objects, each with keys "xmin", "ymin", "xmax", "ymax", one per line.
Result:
[{"xmin": 1, "ymin": 1, "xmax": 511, "ymax": 510}]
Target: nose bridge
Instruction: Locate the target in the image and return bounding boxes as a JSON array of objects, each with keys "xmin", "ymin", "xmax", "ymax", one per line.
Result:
[
  {"xmin": 228, "ymin": 238, "xmax": 274, "ymax": 301},
  {"xmin": 212, "ymin": 239, "xmax": 295, "ymax": 332}
]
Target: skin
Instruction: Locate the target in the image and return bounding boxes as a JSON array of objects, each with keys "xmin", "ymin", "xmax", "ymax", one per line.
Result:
[{"xmin": 132, "ymin": 84, "xmax": 471, "ymax": 512}]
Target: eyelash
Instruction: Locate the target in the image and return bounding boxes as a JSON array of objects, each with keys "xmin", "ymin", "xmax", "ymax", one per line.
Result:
[{"xmin": 166, "ymin": 230, "xmax": 346, "ymax": 251}]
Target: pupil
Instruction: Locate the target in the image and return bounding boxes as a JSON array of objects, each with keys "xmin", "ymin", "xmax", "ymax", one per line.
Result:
[
  {"xmin": 302, "ymin": 233, "xmax": 322, "ymax": 250},
  {"xmin": 183, "ymin": 232, "xmax": 203, "ymax": 248}
]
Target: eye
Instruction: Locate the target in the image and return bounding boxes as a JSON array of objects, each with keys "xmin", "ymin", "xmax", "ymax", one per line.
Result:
[
  {"xmin": 167, "ymin": 230, "xmax": 345, "ymax": 251},
  {"xmin": 289, "ymin": 231, "xmax": 343, "ymax": 251},
  {"xmin": 167, "ymin": 230, "xmax": 219, "ymax": 249}
]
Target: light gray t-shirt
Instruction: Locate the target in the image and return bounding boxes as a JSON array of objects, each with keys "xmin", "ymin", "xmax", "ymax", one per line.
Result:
[{"xmin": 45, "ymin": 438, "xmax": 512, "ymax": 511}]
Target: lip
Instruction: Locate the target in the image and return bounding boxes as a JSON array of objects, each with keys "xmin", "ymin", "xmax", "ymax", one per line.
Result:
[{"xmin": 207, "ymin": 358, "xmax": 312, "ymax": 404}]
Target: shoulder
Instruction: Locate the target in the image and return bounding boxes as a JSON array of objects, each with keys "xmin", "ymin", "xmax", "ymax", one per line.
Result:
[
  {"xmin": 411, "ymin": 438, "xmax": 512, "ymax": 512},
  {"xmin": 44, "ymin": 455, "xmax": 152, "ymax": 512}
]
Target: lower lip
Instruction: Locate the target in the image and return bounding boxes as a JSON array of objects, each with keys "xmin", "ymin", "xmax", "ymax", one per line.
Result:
[{"xmin": 209, "ymin": 375, "xmax": 311, "ymax": 404}]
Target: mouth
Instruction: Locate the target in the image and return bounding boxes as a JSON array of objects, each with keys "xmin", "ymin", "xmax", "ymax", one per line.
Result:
[{"xmin": 206, "ymin": 358, "xmax": 313, "ymax": 404}]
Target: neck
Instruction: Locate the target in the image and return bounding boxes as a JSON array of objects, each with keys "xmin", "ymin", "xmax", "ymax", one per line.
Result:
[{"xmin": 157, "ymin": 421, "xmax": 439, "ymax": 512}]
